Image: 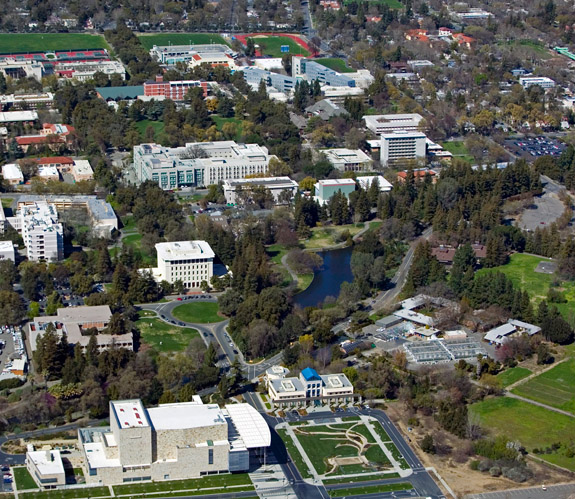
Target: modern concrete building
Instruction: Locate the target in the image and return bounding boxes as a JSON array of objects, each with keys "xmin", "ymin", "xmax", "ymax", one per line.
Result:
[
  {"xmin": 26, "ymin": 450, "xmax": 66, "ymax": 488},
  {"xmin": 149, "ymin": 240, "xmax": 214, "ymax": 289},
  {"xmin": 323, "ymin": 148, "xmax": 373, "ymax": 172},
  {"xmin": 71, "ymin": 160, "xmax": 94, "ymax": 182},
  {"xmin": 150, "ymin": 44, "xmax": 237, "ymax": 69},
  {"xmin": 320, "ymin": 85, "xmax": 365, "ymax": 104},
  {"xmin": 519, "ymin": 76, "xmax": 556, "ymax": 89},
  {"xmin": 0, "ymin": 240, "xmax": 15, "ymax": 262},
  {"xmin": 0, "ymin": 59, "xmax": 44, "ymax": 81},
  {"xmin": 134, "ymin": 141, "xmax": 277, "ymax": 189},
  {"xmin": 356, "ymin": 175, "xmax": 392, "ymax": 192},
  {"xmin": 0, "ymin": 110, "xmax": 38, "ymax": 124},
  {"xmin": 380, "ymin": 130, "xmax": 427, "ymax": 167},
  {"xmin": 2, "ymin": 163, "xmax": 24, "ymax": 185},
  {"xmin": 78, "ymin": 398, "xmax": 270, "ymax": 485},
  {"xmin": 314, "ymin": 178, "xmax": 357, "ymax": 204},
  {"xmin": 239, "ymin": 66, "xmax": 297, "ymax": 93},
  {"xmin": 292, "ymin": 57, "xmax": 356, "ymax": 87},
  {"xmin": 222, "ymin": 177, "xmax": 298, "ymax": 205},
  {"xmin": 29, "ymin": 305, "xmax": 134, "ymax": 352},
  {"xmin": 267, "ymin": 367, "xmax": 355, "ymax": 408},
  {"xmin": 0, "ymin": 93, "xmax": 54, "ymax": 110},
  {"xmin": 54, "ymin": 60, "xmax": 126, "ymax": 81},
  {"xmin": 363, "ymin": 113, "xmax": 424, "ymax": 135},
  {"xmin": 36, "ymin": 165, "xmax": 60, "ymax": 182}
]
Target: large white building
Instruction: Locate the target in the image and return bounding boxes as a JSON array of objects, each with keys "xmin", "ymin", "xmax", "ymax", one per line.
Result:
[
  {"xmin": 55, "ymin": 61, "xmax": 126, "ymax": 81},
  {"xmin": 149, "ymin": 240, "xmax": 215, "ymax": 289},
  {"xmin": 0, "ymin": 241, "xmax": 15, "ymax": 262},
  {"xmin": 267, "ymin": 367, "xmax": 355, "ymax": 408},
  {"xmin": 150, "ymin": 44, "xmax": 237, "ymax": 69},
  {"xmin": 519, "ymin": 76, "xmax": 556, "ymax": 89},
  {"xmin": 77, "ymin": 398, "xmax": 269, "ymax": 486},
  {"xmin": 2, "ymin": 163, "xmax": 24, "ymax": 185},
  {"xmin": 363, "ymin": 113, "xmax": 424, "ymax": 135},
  {"xmin": 222, "ymin": 177, "xmax": 298, "ymax": 205},
  {"xmin": 7, "ymin": 202, "xmax": 63, "ymax": 261},
  {"xmin": 323, "ymin": 148, "xmax": 373, "ymax": 172},
  {"xmin": 134, "ymin": 141, "xmax": 277, "ymax": 190},
  {"xmin": 380, "ymin": 130, "xmax": 427, "ymax": 167}
]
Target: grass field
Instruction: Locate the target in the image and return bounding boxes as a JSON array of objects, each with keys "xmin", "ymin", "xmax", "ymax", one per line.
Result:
[
  {"xmin": 20, "ymin": 488, "xmax": 110, "ymax": 499},
  {"xmin": 296, "ymin": 273, "xmax": 314, "ymax": 293},
  {"xmin": 136, "ymin": 316, "xmax": 199, "ymax": 352},
  {"xmin": 121, "ymin": 233, "xmax": 156, "ymax": 266},
  {"xmin": 0, "ymin": 33, "xmax": 109, "ymax": 54},
  {"xmin": 137, "ymin": 33, "xmax": 229, "ymax": 50},
  {"xmin": 172, "ymin": 302, "xmax": 223, "ymax": 323},
  {"xmin": 212, "ymin": 116, "xmax": 243, "ymax": 142},
  {"xmin": 322, "ymin": 472, "xmax": 400, "ymax": 485},
  {"xmin": 135, "ymin": 119, "xmax": 165, "ymax": 140},
  {"xmin": 13, "ymin": 467, "xmax": 37, "ymax": 490},
  {"xmin": 278, "ymin": 429, "xmax": 314, "ymax": 478},
  {"xmin": 385, "ymin": 443, "xmax": 410, "ymax": 470},
  {"xmin": 476, "ymin": 253, "xmax": 575, "ymax": 320},
  {"xmin": 328, "ymin": 483, "xmax": 412, "ymax": 497},
  {"xmin": 266, "ymin": 243, "xmax": 289, "ymax": 264},
  {"xmin": 441, "ymin": 141, "xmax": 474, "ymax": 164},
  {"xmin": 112, "ymin": 474, "xmax": 252, "ymax": 495},
  {"xmin": 0, "ymin": 198, "xmax": 13, "ymax": 208},
  {"xmin": 470, "ymin": 397, "xmax": 575, "ymax": 470},
  {"xmin": 498, "ymin": 40, "xmax": 552, "ymax": 59},
  {"xmin": 315, "ymin": 58, "xmax": 354, "ymax": 73},
  {"xmin": 303, "ymin": 224, "xmax": 364, "ymax": 250},
  {"xmin": 496, "ymin": 366, "xmax": 532, "ymax": 387},
  {"xmin": 512, "ymin": 359, "xmax": 575, "ymax": 413},
  {"xmin": 250, "ymin": 36, "xmax": 309, "ymax": 57}
]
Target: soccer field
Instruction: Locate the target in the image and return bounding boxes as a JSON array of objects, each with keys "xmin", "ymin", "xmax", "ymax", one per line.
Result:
[
  {"xmin": 250, "ymin": 36, "xmax": 309, "ymax": 57},
  {"xmin": 137, "ymin": 33, "xmax": 229, "ymax": 50},
  {"xmin": 512, "ymin": 358, "xmax": 575, "ymax": 413},
  {"xmin": 0, "ymin": 33, "xmax": 109, "ymax": 53}
]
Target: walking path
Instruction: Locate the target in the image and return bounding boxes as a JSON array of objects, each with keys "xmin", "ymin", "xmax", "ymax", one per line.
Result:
[{"xmin": 505, "ymin": 392, "xmax": 575, "ymax": 418}]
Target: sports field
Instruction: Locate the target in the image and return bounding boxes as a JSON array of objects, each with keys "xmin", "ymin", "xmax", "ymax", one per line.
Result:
[
  {"xmin": 512, "ymin": 359, "xmax": 575, "ymax": 413},
  {"xmin": 495, "ymin": 366, "xmax": 532, "ymax": 387},
  {"xmin": 315, "ymin": 58, "xmax": 354, "ymax": 73},
  {"xmin": 249, "ymin": 36, "xmax": 309, "ymax": 57},
  {"xmin": 470, "ymin": 397, "xmax": 575, "ymax": 470},
  {"xmin": 476, "ymin": 253, "xmax": 575, "ymax": 319},
  {"xmin": 137, "ymin": 33, "xmax": 229, "ymax": 50},
  {"xmin": 0, "ymin": 33, "xmax": 109, "ymax": 53},
  {"xmin": 136, "ymin": 316, "xmax": 199, "ymax": 353}
]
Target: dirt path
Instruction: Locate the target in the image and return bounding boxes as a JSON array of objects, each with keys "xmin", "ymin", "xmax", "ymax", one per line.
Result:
[
  {"xmin": 505, "ymin": 357, "xmax": 570, "ymax": 391},
  {"xmin": 505, "ymin": 392, "xmax": 575, "ymax": 418}
]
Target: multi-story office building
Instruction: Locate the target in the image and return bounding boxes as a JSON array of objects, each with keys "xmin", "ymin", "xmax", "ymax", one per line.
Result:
[
  {"xmin": 143, "ymin": 75, "xmax": 208, "ymax": 100},
  {"xmin": 54, "ymin": 60, "xmax": 126, "ymax": 81},
  {"xmin": 0, "ymin": 92, "xmax": 54, "ymax": 110},
  {"xmin": 519, "ymin": 76, "xmax": 556, "ymax": 89},
  {"xmin": 380, "ymin": 130, "xmax": 427, "ymax": 167},
  {"xmin": 150, "ymin": 44, "xmax": 237, "ymax": 69},
  {"xmin": 149, "ymin": 240, "xmax": 214, "ymax": 289},
  {"xmin": 267, "ymin": 367, "xmax": 355, "ymax": 408},
  {"xmin": 134, "ymin": 141, "xmax": 276, "ymax": 189},
  {"xmin": 222, "ymin": 177, "xmax": 299, "ymax": 205},
  {"xmin": 239, "ymin": 66, "xmax": 297, "ymax": 93},
  {"xmin": 7, "ymin": 202, "xmax": 63, "ymax": 261},
  {"xmin": 77, "ymin": 399, "xmax": 270, "ymax": 485},
  {"xmin": 323, "ymin": 148, "xmax": 373, "ymax": 172},
  {"xmin": 314, "ymin": 178, "xmax": 357, "ymax": 204},
  {"xmin": 292, "ymin": 57, "xmax": 356, "ymax": 87},
  {"xmin": 363, "ymin": 113, "xmax": 424, "ymax": 135}
]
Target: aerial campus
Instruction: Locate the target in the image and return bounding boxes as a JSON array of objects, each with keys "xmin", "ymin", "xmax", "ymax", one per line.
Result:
[{"xmin": 1, "ymin": 2, "xmax": 575, "ymax": 499}]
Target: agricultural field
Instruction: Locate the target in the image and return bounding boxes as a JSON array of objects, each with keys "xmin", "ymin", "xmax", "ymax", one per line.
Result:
[
  {"xmin": 470, "ymin": 397, "xmax": 575, "ymax": 471},
  {"xmin": 172, "ymin": 302, "xmax": 223, "ymax": 323},
  {"xmin": 476, "ymin": 253, "xmax": 575, "ymax": 320},
  {"xmin": 495, "ymin": 366, "xmax": 532, "ymax": 387},
  {"xmin": 136, "ymin": 315, "xmax": 200, "ymax": 353},
  {"xmin": 315, "ymin": 58, "xmax": 354, "ymax": 73},
  {"xmin": 249, "ymin": 36, "xmax": 309, "ymax": 57},
  {"xmin": 512, "ymin": 358, "xmax": 575, "ymax": 413},
  {"xmin": 137, "ymin": 33, "xmax": 229, "ymax": 50},
  {"xmin": 0, "ymin": 33, "xmax": 109, "ymax": 53}
]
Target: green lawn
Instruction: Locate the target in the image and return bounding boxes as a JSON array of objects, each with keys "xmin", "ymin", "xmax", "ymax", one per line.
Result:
[
  {"xmin": 302, "ymin": 224, "xmax": 364, "ymax": 250},
  {"xmin": 249, "ymin": 36, "xmax": 309, "ymax": 57},
  {"xmin": 512, "ymin": 359, "xmax": 575, "ymax": 413},
  {"xmin": 0, "ymin": 34, "xmax": 109, "ymax": 54},
  {"xmin": 266, "ymin": 244, "xmax": 289, "ymax": 265},
  {"xmin": 328, "ymin": 483, "xmax": 412, "ymax": 497},
  {"xmin": 441, "ymin": 141, "xmax": 474, "ymax": 164},
  {"xmin": 315, "ymin": 58, "xmax": 354, "ymax": 73},
  {"xmin": 278, "ymin": 429, "xmax": 314, "ymax": 479},
  {"xmin": 498, "ymin": 40, "xmax": 552, "ymax": 60},
  {"xmin": 476, "ymin": 253, "xmax": 575, "ymax": 320},
  {"xmin": 212, "ymin": 116, "xmax": 243, "ymax": 142},
  {"xmin": 136, "ymin": 317, "xmax": 199, "ymax": 353},
  {"xmin": 296, "ymin": 273, "xmax": 314, "ymax": 293},
  {"xmin": 322, "ymin": 472, "xmax": 400, "ymax": 485},
  {"xmin": 172, "ymin": 302, "xmax": 223, "ymax": 323},
  {"xmin": 137, "ymin": 33, "xmax": 229, "ymax": 50},
  {"xmin": 470, "ymin": 397, "xmax": 575, "ymax": 470},
  {"xmin": 19, "ymin": 488, "xmax": 111, "ymax": 499},
  {"xmin": 122, "ymin": 233, "xmax": 156, "ymax": 266},
  {"xmin": 496, "ymin": 366, "xmax": 532, "ymax": 387},
  {"xmin": 372, "ymin": 423, "xmax": 391, "ymax": 442},
  {"xmin": 0, "ymin": 198, "xmax": 13, "ymax": 208},
  {"xmin": 134, "ymin": 120, "xmax": 165, "ymax": 141},
  {"xmin": 385, "ymin": 443, "xmax": 410, "ymax": 469},
  {"xmin": 112, "ymin": 474, "xmax": 251, "ymax": 495},
  {"xmin": 13, "ymin": 467, "xmax": 37, "ymax": 490},
  {"xmin": 364, "ymin": 445, "xmax": 391, "ymax": 465}
]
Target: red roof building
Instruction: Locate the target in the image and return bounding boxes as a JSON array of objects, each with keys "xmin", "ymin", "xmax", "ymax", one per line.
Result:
[{"xmin": 143, "ymin": 75, "xmax": 208, "ymax": 101}]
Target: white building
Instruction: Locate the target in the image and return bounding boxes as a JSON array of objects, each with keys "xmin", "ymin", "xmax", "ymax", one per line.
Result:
[
  {"xmin": 78, "ymin": 398, "xmax": 269, "ymax": 486},
  {"xmin": 134, "ymin": 141, "xmax": 277, "ymax": 190},
  {"xmin": 0, "ymin": 92, "xmax": 54, "ymax": 109},
  {"xmin": 320, "ymin": 85, "xmax": 365, "ymax": 103},
  {"xmin": 380, "ymin": 130, "xmax": 427, "ymax": 167},
  {"xmin": 150, "ymin": 44, "xmax": 238, "ymax": 70},
  {"xmin": 0, "ymin": 240, "xmax": 15, "ymax": 262},
  {"xmin": 345, "ymin": 70, "xmax": 375, "ymax": 89},
  {"xmin": 519, "ymin": 77, "xmax": 556, "ymax": 89},
  {"xmin": 356, "ymin": 175, "xmax": 392, "ymax": 192},
  {"xmin": 0, "ymin": 59, "xmax": 44, "ymax": 81},
  {"xmin": 363, "ymin": 113, "xmax": 424, "ymax": 135},
  {"xmin": 2, "ymin": 163, "xmax": 24, "ymax": 185},
  {"xmin": 323, "ymin": 148, "xmax": 373, "ymax": 172},
  {"xmin": 265, "ymin": 365, "xmax": 290, "ymax": 387},
  {"xmin": 26, "ymin": 450, "xmax": 66, "ymax": 488},
  {"xmin": 267, "ymin": 367, "xmax": 355, "ymax": 408},
  {"xmin": 222, "ymin": 177, "xmax": 298, "ymax": 205},
  {"xmin": 37, "ymin": 166, "xmax": 60, "ymax": 182},
  {"xmin": 0, "ymin": 110, "xmax": 38, "ymax": 124},
  {"xmin": 71, "ymin": 160, "xmax": 94, "ymax": 182},
  {"xmin": 484, "ymin": 319, "xmax": 542, "ymax": 345},
  {"xmin": 253, "ymin": 58, "xmax": 284, "ymax": 70},
  {"xmin": 55, "ymin": 61, "xmax": 126, "ymax": 81},
  {"xmin": 314, "ymin": 178, "xmax": 357, "ymax": 204},
  {"xmin": 149, "ymin": 240, "xmax": 214, "ymax": 289},
  {"xmin": 10, "ymin": 202, "xmax": 63, "ymax": 261}
]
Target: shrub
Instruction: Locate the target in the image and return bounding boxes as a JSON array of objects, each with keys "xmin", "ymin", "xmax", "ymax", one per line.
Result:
[
  {"xmin": 470, "ymin": 460, "xmax": 480, "ymax": 471},
  {"xmin": 489, "ymin": 466, "xmax": 502, "ymax": 477},
  {"xmin": 478, "ymin": 460, "xmax": 492, "ymax": 472}
]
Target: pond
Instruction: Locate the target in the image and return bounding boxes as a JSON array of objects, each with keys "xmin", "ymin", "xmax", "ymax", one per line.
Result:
[{"xmin": 293, "ymin": 246, "xmax": 353, "ymax": 308}]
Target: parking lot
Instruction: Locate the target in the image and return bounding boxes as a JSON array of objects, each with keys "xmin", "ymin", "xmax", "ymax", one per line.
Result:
[
  {"xmin": 517, "ymin": 176, "xmax": 566, "ymax": 232},
  {"xmin": 0, "ymin": 325, "xmax": 23, "ymax": 381},
  {"xmin": 504, "ymin": 136, "xmax": 567, "ymax": 160}
]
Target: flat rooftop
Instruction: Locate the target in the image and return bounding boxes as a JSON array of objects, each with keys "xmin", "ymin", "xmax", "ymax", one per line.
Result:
[
  {"xmin": 55, "ymin": 305, "xmax": 112, "ymax": 323},
  {"xmin": 147, "ymin": 402, "xmax": 226, "ymax": 430},
  {"xmin": 316, "ymin": 178, "xmax": 357, "ymax": 186},
  {"xmin": 112, "ymin": 400, "xmax": 150, "ymax": 429},
  {"xmin": 27, "ymin": 450, "xmax": 65, "ymax": 475},
  {"xmin": 224, "ymin": 176, "xmax": 297, "ymax": 188},
  {"xmin": 224, "ymin": 403, "xmax": 271, "ymax": 448},
  {"xmin": 155, "ymin": 240, "xmax": 215, "ymax": 261}
]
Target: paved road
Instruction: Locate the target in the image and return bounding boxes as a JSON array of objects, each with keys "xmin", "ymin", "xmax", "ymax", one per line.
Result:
[
  {"xmin": 261, "ymin": 408, "xmax": 445, "ymax": 499},
  {"xmin": 466, "ymin": 482, "xmax": 575, "ymax": 499},
  {"xmin": 369, "ymin": 227, "xmax": 433, "ymax": 312}
]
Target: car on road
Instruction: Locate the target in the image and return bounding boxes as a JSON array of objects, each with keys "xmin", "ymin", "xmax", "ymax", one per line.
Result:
[
  {"xmin": 178, "ymin": 322, "xmax": 185, "ymax": 326},
  {"xmin": 203, "ymin": 332, "xmax": 208, "ymax": 337},
  {"xmin": 233, "ymin": 349, "xmax": 238, "ymax": 354},
  {"xmin": 177, "ymin": 297, "xmax": 183, "ymax": 301}
]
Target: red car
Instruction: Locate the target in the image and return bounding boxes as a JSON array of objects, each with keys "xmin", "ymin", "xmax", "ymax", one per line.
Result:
[{"xmin": 177, "ymin": 297, "xmax": 183, "ymax": 301}]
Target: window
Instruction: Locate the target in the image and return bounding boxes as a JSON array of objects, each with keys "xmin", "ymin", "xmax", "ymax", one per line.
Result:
[{"xmin": 208, "ymin": 448, "xmax": 214, "ymax": 465}]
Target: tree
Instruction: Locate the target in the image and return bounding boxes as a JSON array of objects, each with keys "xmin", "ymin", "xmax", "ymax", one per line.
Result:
[
  {"xmin": 421, "ymin": 434, "xmax": 436, "ymax": 454},
  {"xmin": 0, "ymin": 290, "xmax": 26, "ymax": 324},
  {"xmin": 541, "ymin": 316, "xmax": 574, "ymax": 345},
  {"xmin": 299, "ymin": 176, "xmax": 317, "ymax": 191},
  {"xmin": 450, "ymin": 244, "xmax": 476, "ymax": 296}
]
